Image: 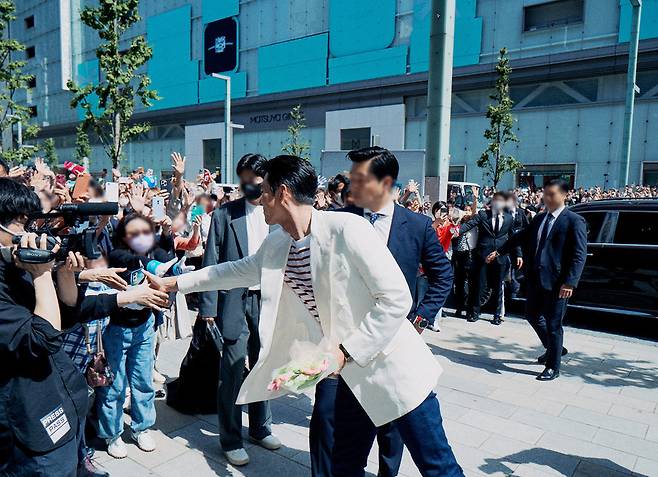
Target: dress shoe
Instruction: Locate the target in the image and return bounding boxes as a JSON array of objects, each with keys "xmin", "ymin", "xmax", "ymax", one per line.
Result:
[
  {"xmin": 536, "ymin": 368, "xmax": 560, "ymax": 381},
  {"xmin": 454, "ymin": 309, "xmax": 464, "ymax": 318},
  {"xmin": 491, "ymin": 316, "xmax": 502, "ymax": 325},
  {"xmin": 466, "ymin": 313, "xmax": 479, "ymax": 323},
  {"xmin": 537, "ymin": 347, "xmax": 569, "ymax": 365}
]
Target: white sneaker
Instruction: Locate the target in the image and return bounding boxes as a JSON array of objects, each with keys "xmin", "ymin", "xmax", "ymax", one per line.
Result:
[
  {"xmin": 131, "ymin": 430, "xmax": 156, "ymax": 452},
  {"xmin": 152, "ymin": 368, "xmax": 166, "ymax": 384},
  {"xmin": 251, "ymin": 434, "xmax": 281, "ymax": 451},
  {"xmin": 224, "ymin": 448, "xmax": 250, "ymax": 466},
  {"xmin": 106, "ymin": 435, "xmax": 128, "ymax": 459}
]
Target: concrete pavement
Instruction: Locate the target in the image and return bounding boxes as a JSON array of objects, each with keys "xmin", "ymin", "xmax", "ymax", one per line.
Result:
[{"xmin": 96, "ymin": 312, "xmax": 658, "ymax": 477}]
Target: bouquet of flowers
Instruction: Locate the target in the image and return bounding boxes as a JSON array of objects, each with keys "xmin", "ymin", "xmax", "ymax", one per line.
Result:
[{"xmin": 267, "ymin": 340, "xmax": 338, "ymax": 395}]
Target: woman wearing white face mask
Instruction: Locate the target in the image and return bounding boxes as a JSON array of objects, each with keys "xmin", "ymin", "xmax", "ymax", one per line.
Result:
[{"xmin": 96, "ymin": 214, "xmax": 173, "ymax": 459}]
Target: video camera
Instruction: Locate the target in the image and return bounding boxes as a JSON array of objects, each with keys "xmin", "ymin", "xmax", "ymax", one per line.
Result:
[{"xmin": 13, "ymin": 202, "xmax": 119, "ymax": 264}]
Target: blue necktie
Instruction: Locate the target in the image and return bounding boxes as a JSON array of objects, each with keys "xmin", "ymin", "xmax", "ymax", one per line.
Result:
[
  {"xmin": 536, "ymin": 214, "xmax": 555, "ymax": 259},
  {"xmin": 366, "ymin": 212, "xmax": 381, "ymax": 225}
]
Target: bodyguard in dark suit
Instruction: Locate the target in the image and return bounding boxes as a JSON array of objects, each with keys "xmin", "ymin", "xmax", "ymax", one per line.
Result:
[
  {"xmin": 489, "ymin": 179, "xmax": 587, "ymax": 380},
  {"xmin": 459, "ymin": 191, "xmax": 521, "ymax": 324},
  {"xmin": 309, "ymin": 147, "xmax": 456, "ymax": 477},
  {"xmin": 199, "ymin": 154, "xmax": 281, "ymax": 465},
  {"xmin": 507, "ymin": 194, "xmax": 530, "ymax": 298}
]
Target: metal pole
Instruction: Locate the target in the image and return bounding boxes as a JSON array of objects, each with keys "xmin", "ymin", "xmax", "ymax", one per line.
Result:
[
  {"xmin": 17, "ymin": 120, "xmax": 22, "ymax": 148},
  {"xmin": 425, "ymin": 0, "xmax": 456, "ymax": 203},
  {"xmin": 620, "ymin": 0, "xmax": 642, "ymax": 187},
  {"xmin": 211, "ymin": 73, "xmax": 233, "ymax": 183}
]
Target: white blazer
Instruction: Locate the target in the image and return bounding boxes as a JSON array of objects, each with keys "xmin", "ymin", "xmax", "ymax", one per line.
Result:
[{"xmin": 178, "ymin": 209, "xmax": 442, "ymax": 426}]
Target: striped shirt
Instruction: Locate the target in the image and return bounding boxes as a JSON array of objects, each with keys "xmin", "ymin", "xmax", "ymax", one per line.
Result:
[{"xmin": 284, "ymin": 235, "xmax": 319, "ymax": 322}]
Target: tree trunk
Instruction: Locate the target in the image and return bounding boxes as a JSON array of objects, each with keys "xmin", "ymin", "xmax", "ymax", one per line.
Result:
[{"xmin": 113, "ymin": 111, "xmax": 121, "ymax": 168}]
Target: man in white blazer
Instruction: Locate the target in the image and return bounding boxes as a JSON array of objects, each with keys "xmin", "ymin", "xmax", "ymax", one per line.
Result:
[{"xmin": 150, "ymin": 155, "xmax": 463, "ymax": 477}]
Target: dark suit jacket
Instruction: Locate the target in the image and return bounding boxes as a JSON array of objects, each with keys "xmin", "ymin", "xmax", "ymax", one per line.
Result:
[
  {"xmin": 511, "ymin": 208, "xmax": 530, "ymax": 233},
  {"xmin": 342, "ymin": 204, "xmax": 453, "ymax": 324},
  {"xmin": 198, "ymin": 198, "xmax": 252, "ymax": 341},
  {"xmin": 500, "ymin": 208, "xmax": 587, "ymax": 291},
  {"xmin": 459, "ymin": 209, "xmax": 521, "ymax": 261}
]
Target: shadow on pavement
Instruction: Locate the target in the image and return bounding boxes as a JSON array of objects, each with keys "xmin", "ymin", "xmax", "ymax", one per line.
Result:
[
  {"xmin": 479, "ymin": 448, "xmax": 645, "ymax": 477},
  {"xmin": 428, "ymin": 328, "xmax": 658, "ymax": 389}
]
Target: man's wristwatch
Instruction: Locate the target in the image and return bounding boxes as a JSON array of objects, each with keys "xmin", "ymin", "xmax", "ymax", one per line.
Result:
[
  {"xmin": 338, "ymin": 344, "xmax": 353, "ymax": 363},
  {"xmin": 413, "ymin": 315, "xmax": 431, "ymax": 330}
]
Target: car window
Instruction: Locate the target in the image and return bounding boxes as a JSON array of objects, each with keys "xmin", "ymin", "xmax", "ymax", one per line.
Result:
[
  {"xmin": 577, "ymin": 211, "xmax": 606, "ymax": 242},
  {"xmin": 614, "ymin": 212, "xmax": 658, "ymax": 245}
]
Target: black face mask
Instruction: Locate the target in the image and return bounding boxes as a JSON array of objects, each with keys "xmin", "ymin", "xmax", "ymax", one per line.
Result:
[{"xmin": 241, "ymin": 182, "xmax": 262, "ymax": 201}]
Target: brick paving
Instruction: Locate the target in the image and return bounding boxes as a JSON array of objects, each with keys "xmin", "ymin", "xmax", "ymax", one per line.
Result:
[{"xmin": 96, "ymin": 311, "xmax": 658, "ymax": 477}]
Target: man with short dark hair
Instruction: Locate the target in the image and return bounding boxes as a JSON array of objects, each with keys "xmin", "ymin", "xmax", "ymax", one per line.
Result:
[
  {"xmin": 309, "ymin": 146, "xmax": 454, "ymax": 477},
  {"xmin": 0, "ymin": 178, "xmax": 88, "ymax": 475},
  {"xmin": 459, "ymin": 191, "xmax": 520, "ymax": 324},
  {"xmin": 198, "ymin": 153, "xmax": 280, "ymax": 465},
  {"xmin": 488, "ymin": 179, "xmax": 587, "ymax": 380},
  {"xmin": 327, "ymin": 173, "xmax": 350, "ymax": 210},
  {"xmin": 151, "ymin": 155, "xmax": 464, "ymax": 477}
]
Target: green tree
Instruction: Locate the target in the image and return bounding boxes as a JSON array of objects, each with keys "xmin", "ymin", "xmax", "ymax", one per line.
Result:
[
  {"xmin": 282, "ymin": 104, "xmax": 311, "ymax": 160},
  {"xmin": 477, "ymin": 47, "xmax": 521, "ymax": 190},
  {"xmin": 67, "ymin": 0, "xmax": 158, "ymax": 168},
  {"xmin": 42, "ymin": 138, "xmax": 58, "ymax": 168},
  {"xmin": 0, "ymin": 0, "xmax": 39, "ymax": 164},
  {"xmin": 74, "ymin": 124, "xmax": 92, "ymax": 163}
]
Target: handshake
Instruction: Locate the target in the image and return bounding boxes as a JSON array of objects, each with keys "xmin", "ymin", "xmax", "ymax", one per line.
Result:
[{"xmin": 486, "ymin": 250, "xmax": 524, "ymax": 269}]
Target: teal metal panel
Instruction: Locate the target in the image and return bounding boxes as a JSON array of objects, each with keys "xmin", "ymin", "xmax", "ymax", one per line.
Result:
[
  {"xmin": 147, "ymin": 6, "xmax": 199, "ymax": 110},
  {"xmin": 76, "ymin": 60, "xmax": 100, "ymax": 119},
  {"xmin": 410, "ymin": 0, "xmax": 482, "ymax": 73},
  {"xmin": 258, "ymin": 34, "xmax": 328, "ymax": 94},
  {"xmin": 619, "ymin": 0, "xmax": 658, "ymax": 42},
  {"xmin": 199, "ymin": 72, "xmax": 247, "ymax": 103},
  {"xmin": 202, "ymin": 0, "xmax": 239, "ymax": 24},
  {"xmin": 329, "ymin": 45, "xmax": 407, "ymax": 84},
  {"xmin": 329, "ymin": 0, "xmax": 396, "ymax": 57}
]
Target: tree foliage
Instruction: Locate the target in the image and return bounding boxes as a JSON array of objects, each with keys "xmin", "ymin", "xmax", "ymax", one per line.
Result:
[
  {"xmin": 282, "ymin": 104, "xmax": 311, "ymax": 160},
  {"xmin": 74, "ymin": 124, "xmax": 92, "ymax": 163},
  {"xmin": 477, "ymin": 48, "xmax": 521, "ymax": 190},
  {"xmin": 0, "ymin": 0, "xmax": 39, "ymax": 164},
  {"xmin": 67, "ymin": 0, "xmax": 158, "ymax": 168},
  {"xmin": 42, "ymin": 138, "xmax": 58, "ymax": 168}
]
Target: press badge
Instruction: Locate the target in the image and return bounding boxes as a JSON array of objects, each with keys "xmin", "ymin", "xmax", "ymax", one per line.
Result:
[{"xmin": 40, "ymin": 405, "xmax": 71, "ymax": 444}]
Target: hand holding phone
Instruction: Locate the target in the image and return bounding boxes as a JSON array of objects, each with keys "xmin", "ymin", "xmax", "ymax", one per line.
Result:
[{"xmin": 152, "ymin": 196, "xmax": 166, "ymax": 220}]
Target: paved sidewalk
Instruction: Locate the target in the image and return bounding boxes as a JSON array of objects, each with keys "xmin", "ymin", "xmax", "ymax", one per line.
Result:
[{"xmin": 97, "ymin": 313, "xmax": 658, "ymax": 477}]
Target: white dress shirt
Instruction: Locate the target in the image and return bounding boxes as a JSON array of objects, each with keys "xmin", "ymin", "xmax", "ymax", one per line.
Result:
[
  {"xmin": 363, "ymin": 200, "xmax": 396, "ymax": 242},
  {"xmin": 536, "ymin": 205, "xmax": 566, "ymax": 252},
  {"xmin": 245, "ymin": 200, "xmax": 268, "ymax": 290},
  {"xmin": 491, "ymin": 211, "xmax": 505, "ymax": 233}
]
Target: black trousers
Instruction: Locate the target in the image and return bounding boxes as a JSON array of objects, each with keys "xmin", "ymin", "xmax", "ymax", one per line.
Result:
[
  {"xmin": 525, "ymin": 281, "xmax": 568, "ymax": 370},
  {"xmin": 218, "ymin": 290, "xmax": 272, "ymax": 451},
  {"xmin": 468, "ymin": 255, "xmax": 508, "ymax": 318},
  {"xmin": 451, "ymin": 250, "xmax": 472, "ymax": 311},
  {"xmin": 310, "ymin": 379, "xmax": 403, "ymax": 477}
]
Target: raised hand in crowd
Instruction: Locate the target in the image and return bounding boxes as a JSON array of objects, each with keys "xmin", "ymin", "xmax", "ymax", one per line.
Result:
[
  {"xmin": 116, "ymin": 283, "xmax": 170, "ymax": 312},
  {"xmin": 78, "ymin": 267, "xmax": 129, "ymax": 290}
]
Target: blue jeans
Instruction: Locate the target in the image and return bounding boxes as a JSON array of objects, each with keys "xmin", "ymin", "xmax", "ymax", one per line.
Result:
[
  {"xmin": 96, "ymin": 317, "xmax": 156, "ymax": 439},
  {"xmin": 331, "ymin": 378, "xmax": 463, "ymax": 477}
]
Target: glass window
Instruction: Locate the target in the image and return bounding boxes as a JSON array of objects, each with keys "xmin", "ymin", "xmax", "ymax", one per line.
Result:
[
  {"xmin": 614, "ymin": 212, "xmax": 658, "ymax": 246},
  {"xmin": 24, "ymin": 15, "xmax": 35, "ymax": 29},
  {"xmin": 340, "ymin": 128, "xmax": 370, "ymax": 151},
  {"xmin": 643, "ymin": 163, "xmax": 658, "ymax": 186},
  {"xmin": 577, "ymin": 212, "xmax": 606, "ymax": 243},
  {"xmin": 524, "ymin": 0, "xmax": 584, "ymax": 32},
  {"xmin": 449, "ymin": 166, "xmax": 465, "ymax": 181},
  {"xmin": 25, "ymin": 46, "xmax": 35, "ymax": 59},
  {"xmin": 202, "ymin": 138, "xmax": 222, "ymax": 174}
]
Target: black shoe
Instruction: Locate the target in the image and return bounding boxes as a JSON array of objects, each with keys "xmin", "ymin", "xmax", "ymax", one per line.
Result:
[
  {"xmin": 536, "ymin": 368, "xmax": 560, "ymax": 381},
  {"xmin": 454, "ymin": 309, "xmax": 464, "ymax": 318},
  {"xmin": 537, "ymin": 347, "xmax": 569, "ymax": 365},
  {"xmin": 466, "ymin": 313, "xmax": 479, "ymax": 323},
  {"xmin": 492, "ymin": 316, "xmax": 502, "ymax": 326},
  {"xmin": 77, "ymin": 456, "xmax": 109, "ymax": 477}
]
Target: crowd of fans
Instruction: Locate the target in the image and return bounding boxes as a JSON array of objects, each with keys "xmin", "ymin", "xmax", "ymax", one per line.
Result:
[{"xmin": 0, "ymin": 148, "xmax": 656, "ymax": 476}]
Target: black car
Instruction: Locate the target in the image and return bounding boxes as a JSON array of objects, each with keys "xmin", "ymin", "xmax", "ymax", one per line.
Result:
[{"xmin": 515, "ymin": 199, "xmax": 658, "ymax": 318}]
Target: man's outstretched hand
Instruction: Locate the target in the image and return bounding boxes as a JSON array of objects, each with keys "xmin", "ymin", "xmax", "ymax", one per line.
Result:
[{"xmin": 144, "ymin": 270, "xmax": 179, "ymax": 293}]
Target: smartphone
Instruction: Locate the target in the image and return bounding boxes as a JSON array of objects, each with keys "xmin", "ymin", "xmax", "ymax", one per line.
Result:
[
  {"xmin": 55, "ymin": 174, "xmax": 66, "ymax": 186},
  {"xmin": 214, "ymin": 167, "xmax": 222, "ymax": 184},
  {"xmin": 105, "ymin": 182, "xmax": 119, "ymax": 202},
  {"xmin": 72, "ymin": 174, "xmax": 92, "ymax": 200},
  {"xmin": 151, "ymin": 196, "xmax": 166, "ymax": 220},
  {"xmin": 190, "ymin": 204, "xmax": 204, "ymax": 221}
]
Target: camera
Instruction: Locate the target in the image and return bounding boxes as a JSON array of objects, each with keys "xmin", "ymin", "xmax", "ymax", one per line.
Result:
[{"xmin": 14, "ymin": 202, "xmax": 119, "ymax": 263}]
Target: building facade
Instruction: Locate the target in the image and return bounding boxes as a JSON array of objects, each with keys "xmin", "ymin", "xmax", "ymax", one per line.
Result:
[{"xmin": 11, "ymin": 0, "xmax": 658, "ymax": 188}]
